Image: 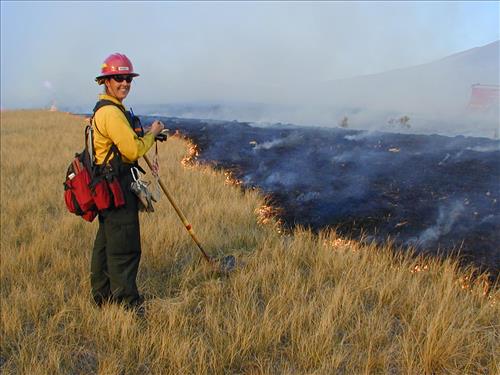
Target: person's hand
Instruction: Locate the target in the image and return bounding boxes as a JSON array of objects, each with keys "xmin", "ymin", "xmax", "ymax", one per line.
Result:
[{"xmin": 150, "ymin": 120, "xmax": 165, "ymax": 136}]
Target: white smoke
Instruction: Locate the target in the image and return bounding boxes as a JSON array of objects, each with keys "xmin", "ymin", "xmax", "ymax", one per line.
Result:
[
  {"xmin": 252, "ymin": 132, "xmax": 304, "ymax": 150},
  {"xmin": 344, "ymin": 131, "xmax": 377, "ymax": 141},
  {"xmin": 151, "ymin": 41, "xmax": 500, "ymax": 139},
  {"xmin": 43, "ymin": 80, "xmax": 53, "ymax": 90},
  {"xmin": 410, "ymin": 201, "xmax": 465, "ymax": 246},
  {"xmin": 467, "ymin": 145, "xmax": 500, "ymax": 152},
  {"xmin": 253, "ymin": 139, "xmax": 283, "ymax": 151}
]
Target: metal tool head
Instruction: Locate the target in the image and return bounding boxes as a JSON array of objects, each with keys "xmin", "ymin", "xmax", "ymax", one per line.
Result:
[{"xmin": 216, "ymin": 255, "xmax": 237, "ymax": 274}]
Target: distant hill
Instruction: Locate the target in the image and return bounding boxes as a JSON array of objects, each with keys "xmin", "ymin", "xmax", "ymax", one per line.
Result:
[{"xmin": 319, "ymin": 40, "xmax": 499, "ymax": 115}]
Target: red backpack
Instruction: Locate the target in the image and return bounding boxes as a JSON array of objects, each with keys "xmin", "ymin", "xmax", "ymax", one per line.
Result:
[{"xmin": 63, "ymin": 124, "xmax": 125, "ymax": 222}]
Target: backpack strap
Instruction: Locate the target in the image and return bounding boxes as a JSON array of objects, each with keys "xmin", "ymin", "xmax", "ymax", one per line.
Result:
[
  {"xmin": 93, "ymin": 99, "xmax": 118, "ymax": 113},
  {"xmin": 91, "ymin": 100, "xmax": 118, "ymax": 137},
  {"xmin": 102, "ymin": 144, "xmax": 119, "ymax": 166},
  {"xmin": 77, "ymin": 125, "xmax": 95, "ymax": 179},
  {"xmin": 91, "ymin": 99, "xmax": 144, "ymax": 137},
  {"xmin": 90, "ymin": 100, "xmax": 125, "ymax": 163},
  {"xmin": 90, "ymin": 99, "xmax": 146, "ymax": 174}
]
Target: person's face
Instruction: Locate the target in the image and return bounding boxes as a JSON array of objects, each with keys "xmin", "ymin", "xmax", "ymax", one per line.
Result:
[{"xmin": 104, "ymin": 75, "xmax": 133, "ymax": 102}]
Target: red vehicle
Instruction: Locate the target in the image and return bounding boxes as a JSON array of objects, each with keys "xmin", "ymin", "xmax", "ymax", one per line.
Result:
[{"xmin": 468, "ymin": 83, "xmax": 499, "ymax": 110}]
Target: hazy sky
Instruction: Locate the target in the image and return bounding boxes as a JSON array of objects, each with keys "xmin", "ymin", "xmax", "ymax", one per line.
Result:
[{"xmin": 1, "ymin": 1, "xmax": 499, "ymax": 110}]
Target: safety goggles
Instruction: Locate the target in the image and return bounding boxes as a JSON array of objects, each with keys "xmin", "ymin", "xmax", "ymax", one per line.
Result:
[{"xmin": 111, "ymin": 75, "xmax": 134, "ymax": 83}]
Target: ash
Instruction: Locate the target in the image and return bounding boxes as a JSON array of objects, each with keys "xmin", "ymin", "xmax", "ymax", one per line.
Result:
[{"xmin": 143, "ymin": 116, "xmax": 500, "ymax": 277}]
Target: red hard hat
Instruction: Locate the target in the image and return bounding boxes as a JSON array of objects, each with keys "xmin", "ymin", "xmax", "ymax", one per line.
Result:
[{"xmin": 95, "ymin": 53, "xmax": 139, "ymax": 83}]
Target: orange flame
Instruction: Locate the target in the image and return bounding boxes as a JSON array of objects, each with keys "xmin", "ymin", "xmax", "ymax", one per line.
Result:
[
  {"xmin": 410, "ymin": 264, "xmax": 430, "ymax": 273},
  {"xmin": 255, "ymin": 204, "xmax": 284, "ymax": 232},
  {"xmin": 224, "ymin": 171, "xmax": 242, "ymax": 187},
  {"xmin": 457, "ymin": 273, "xmax": 493, "ymax": 297},
  {"xmin": 181, "ymin": 141, "xmax": 200, "ymax": 167}
]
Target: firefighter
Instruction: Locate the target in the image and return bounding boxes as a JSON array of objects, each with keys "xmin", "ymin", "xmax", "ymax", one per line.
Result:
[{"xmin": 91, "ymin": 53, "xmax": 164, "ymax": 312}]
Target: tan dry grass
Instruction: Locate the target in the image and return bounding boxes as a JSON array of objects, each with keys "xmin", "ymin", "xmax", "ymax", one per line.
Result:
[{"xmin": 1, "ymin": 110, "xmax": 499, "ymax": 374}]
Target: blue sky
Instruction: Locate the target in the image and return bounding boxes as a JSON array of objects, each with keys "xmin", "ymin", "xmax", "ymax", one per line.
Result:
[{"xmin": 1, "ymin": 1, "xmax": 498, "ymax": 110}]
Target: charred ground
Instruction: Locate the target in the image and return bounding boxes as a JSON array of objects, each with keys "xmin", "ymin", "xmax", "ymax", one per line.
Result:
[{"xmin": 143, "ymin": 116, "xmax": 500, "ymax": 277}]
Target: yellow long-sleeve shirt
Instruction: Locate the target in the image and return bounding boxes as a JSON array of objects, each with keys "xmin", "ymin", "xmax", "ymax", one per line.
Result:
[{"xmin": 92, "ymin": 94, "xmax": 155, "ymax": 164}]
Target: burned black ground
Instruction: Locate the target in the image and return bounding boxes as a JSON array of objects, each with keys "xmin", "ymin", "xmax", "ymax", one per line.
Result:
[{"xmin": 142, "ymin": 116, "xmax": 500, "ymax": 277}]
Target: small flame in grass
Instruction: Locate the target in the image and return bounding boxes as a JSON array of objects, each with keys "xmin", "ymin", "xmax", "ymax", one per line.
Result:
[
  {"xmin": 224, "ymin": 171, "xmax": 242, "ymax": 187},
  {"xmin": 410, "ymin": 264, "xmax": 430, "ymax": 273},
  {"xmin": 181, "ymin": 142, "xmax": 200, "ymax": 167},
  {"xmin": 459, "ymin": 275, "xmax": 472, "ymax": 290},
  {"xmin": 409, "ymin": 264, "xmax": 495, "ymax": 300},
  {"xmin": 324, "ymin": 238, "xmax": 357, "ymax": 250},
  {"xmin": 458, "ymin": 274, "xmax": 492, "ymax": 297},
  {"xmin": 255, "ymin": 204, "xmax": 284, "ymax": 229},
  {"xmin": 256, "ymin": 205, "xmax": 278, "ymax": 225},
  {"xmin": 169, "ymin": 130, "xmax": 200, "ymax": 167}
]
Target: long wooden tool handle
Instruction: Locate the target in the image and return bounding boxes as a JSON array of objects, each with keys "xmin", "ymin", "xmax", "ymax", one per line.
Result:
[{"xmin": 143, "ymin": 154, "xmax": 213, "ymax": 264}]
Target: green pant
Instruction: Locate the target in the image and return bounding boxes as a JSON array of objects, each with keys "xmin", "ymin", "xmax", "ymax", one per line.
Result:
[{"xmin": 90, "ymin": 169, "xmax": 142, "ymax": 307}]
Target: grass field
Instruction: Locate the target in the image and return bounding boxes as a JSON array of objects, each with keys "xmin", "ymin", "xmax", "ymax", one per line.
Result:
[{"xmin": 1, "ymin": 110, "xmax": 499, "ymax": 374}]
